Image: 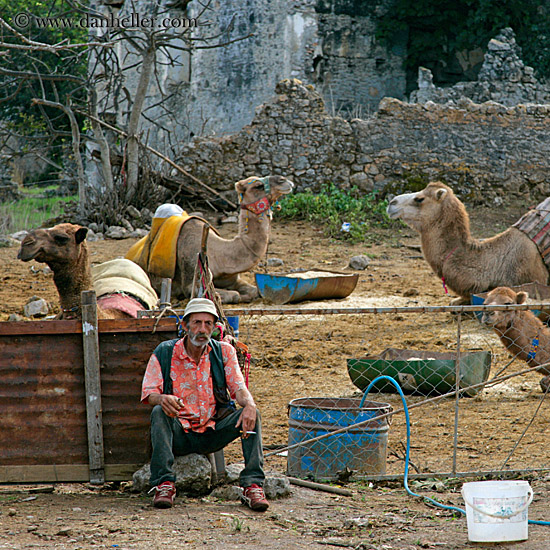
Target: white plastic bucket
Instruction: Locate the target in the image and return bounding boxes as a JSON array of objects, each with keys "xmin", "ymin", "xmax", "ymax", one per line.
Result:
[{"xmin": 461, "ymin": 480, "xmax": 533, "ymax": 542}]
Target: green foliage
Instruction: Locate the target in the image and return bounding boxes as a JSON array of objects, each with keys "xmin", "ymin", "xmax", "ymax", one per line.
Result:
[
  {"xmin": 231, "ymin": 516, "xmax": 249, "ymax": 533},
  {"xmin": 383, "ymin": 173, "xmax": 432, "ymax": 196},
  {"xmin": 275, "ymin": 184, "xmax": 398, "ymax": 243},
  {"xmin": 377, "ymin": 1, "xmax": 550, "ymax": 81},
  {"xmin": 0, "ymin": 0, "xmax": 88, "ymax": 128},
  {"xmin": 0, "ymin": 188, "xmax": 76, "ymax": 233}
]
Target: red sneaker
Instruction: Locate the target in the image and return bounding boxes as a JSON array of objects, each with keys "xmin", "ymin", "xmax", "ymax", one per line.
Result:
[
  {"xmin": 150, "ymin": 481, "xmax": 176, "ymax": 509},
  {"xmin": 241, "ymin": 484, "xmax": 269, "ymax": 511}
]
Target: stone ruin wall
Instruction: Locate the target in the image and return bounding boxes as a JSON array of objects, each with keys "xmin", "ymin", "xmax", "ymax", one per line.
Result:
[
  {"xmin": 411, "ymin": 29, "xmax": 550, "ymax": 107},
  {"xmin": 177, "ymin": 77, "xmax": 550, "ymax": 207},
  {"xmin": 92, "ymin": 0, "xmax": 405, "ymax": 150},
  {"xmin": 177, "ymin": 29, "xmax": 550, "ymax": 206}
]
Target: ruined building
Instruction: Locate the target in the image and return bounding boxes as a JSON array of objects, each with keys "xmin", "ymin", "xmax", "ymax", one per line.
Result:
[{"xmin": 90, "ymin": 0, "xmax": 407, "ymax": 148}]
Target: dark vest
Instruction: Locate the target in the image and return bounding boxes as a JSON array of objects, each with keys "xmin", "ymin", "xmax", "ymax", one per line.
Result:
[{"xmin": 153, "ymin": 337, "xmax": 236, "ymax": 420}]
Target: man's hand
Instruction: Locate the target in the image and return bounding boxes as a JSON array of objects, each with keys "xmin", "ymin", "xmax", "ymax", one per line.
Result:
[
  {"xmin": 235, "ymin": 388, "xmax": 257, "ymax": 437},
  {"xmin": 149, "ymin": 394, "xmax": 183, "ymax": 418}
]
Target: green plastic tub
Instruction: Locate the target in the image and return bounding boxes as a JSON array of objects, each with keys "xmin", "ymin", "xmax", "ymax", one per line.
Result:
[{"xmin": 347, "ymin": 348, "xmax": 491, "ymax": 397}]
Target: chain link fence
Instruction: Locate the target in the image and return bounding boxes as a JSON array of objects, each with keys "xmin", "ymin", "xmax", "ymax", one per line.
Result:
[{"xmin": 224, "ymin": 302, "xmax": 550, "ymax": 481}]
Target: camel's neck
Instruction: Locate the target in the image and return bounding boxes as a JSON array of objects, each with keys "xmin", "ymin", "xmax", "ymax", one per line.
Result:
[
  {"xmin": 233, "ymin": 208, "xmax": 271, "ymax": 261},
  {"xmin": 421, "ymin": 199, "xmax": 474, "ymax": 273},
  {"xmin": 49, "ymin": 246, "xmax": 92, "ymax": 312}
]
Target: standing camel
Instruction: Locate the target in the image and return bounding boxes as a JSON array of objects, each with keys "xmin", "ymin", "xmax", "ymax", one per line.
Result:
[
  {"xmin": 386, "ymin": 182, "xmax": 548, "ymax": 304},
  {"xmin": 18, "ymin": 223, "xmax": 157, "ymax": 319}
]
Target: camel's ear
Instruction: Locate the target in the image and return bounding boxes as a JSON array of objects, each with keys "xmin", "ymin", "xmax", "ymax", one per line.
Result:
[
  {"xmin": 235, "ymin": 180, "xmax": 248, "ymax": 194},
  {"xmin": 435, "ymin": 188, "xmax": 448, "ymax": 202},
  {"xmin": 235, "ymin": 176, "xmax": 262, "ymax": 194},
  {"xmin": 75, "ymin": 227, "xmax": 88, "ymax": 244},
  {"xmin": 516, "ymin": 291, "xmax": 528, "ymax": 305}
]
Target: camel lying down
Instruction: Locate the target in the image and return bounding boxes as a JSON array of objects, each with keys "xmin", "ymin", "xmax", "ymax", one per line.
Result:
[
  {"xmin": 482, "ymin": 286, "xmax": 550, "ymax": 392},
  {"xmin": 128, "ymin": 175, "xmax": 294, "ymax": 304},
  {"xmin": 387, "ymin": 182, "xmax": 549, "ymax": 304},
  {"xmin": 18, "ymin": 223, "xmax": 158, "ymax": 319}
]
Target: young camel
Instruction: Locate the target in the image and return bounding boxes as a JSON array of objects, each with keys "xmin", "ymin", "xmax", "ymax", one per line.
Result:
[
  {"xmin": 482, "ymin": 286, "xmax": 550, "ymax": 392},
  {"xmin": 386, "ymin": 182, "xmax": 548, "ymax": 304},
  {"xmin": 18, "ymin": 223, "xmax": 156, "ymax": 319},
  {"xmin": 146, "ymin": 175, "xmax": 294, "ymax": 304}
]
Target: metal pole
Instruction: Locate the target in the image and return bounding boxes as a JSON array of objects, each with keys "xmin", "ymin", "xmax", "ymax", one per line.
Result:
[{"xmin": 452, "ymin": 313, "xmax": 462, "ymax": 476}]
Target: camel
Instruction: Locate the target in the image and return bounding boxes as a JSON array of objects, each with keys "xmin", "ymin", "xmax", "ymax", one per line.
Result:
[
  {"xmin": 481, "ymin": 286, "xmax": 550, "ymax": 392},
  {"xmin": 142, "ymin": 175, "xmax": 294, "ymax": 304},
  {"xmin": 386, "ymin": 182, "xmax": 548, "ymax": 304},
  {"xmin": 18, "ymin": 223, "xmax": 157, "ymax": 319}
]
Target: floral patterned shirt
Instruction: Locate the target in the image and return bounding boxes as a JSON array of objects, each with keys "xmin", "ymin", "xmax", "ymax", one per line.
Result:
[{"xmin": 141, "ymin": 338, "xmax": 245, "ymax": 432}]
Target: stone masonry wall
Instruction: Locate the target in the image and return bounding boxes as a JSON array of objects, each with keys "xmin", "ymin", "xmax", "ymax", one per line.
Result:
[
  {"xmin": 94, "ymin": 0, "xmax": 404, "ymax": 151},
  {"xmin": 411, "ymin": 29, "xmax": 550, "ymax": 107},
  {"xmin": 177, "ymin": 78, "xmax": 550, "ymax": 206}
]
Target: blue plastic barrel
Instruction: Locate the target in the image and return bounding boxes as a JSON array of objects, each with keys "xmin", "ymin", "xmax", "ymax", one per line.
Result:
[
  {"xmin": 287, "ymin": 397, "xmax": 392, "ymax": 481},
  {"xmin": 226, "ymin": 315, "xmax": 239, "ymax": 340}
]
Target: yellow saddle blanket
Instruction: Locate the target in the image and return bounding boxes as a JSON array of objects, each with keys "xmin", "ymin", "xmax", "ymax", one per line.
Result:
[{"xmin": 126, "ymin": 213, "xmax": 191, "ymax": 279}]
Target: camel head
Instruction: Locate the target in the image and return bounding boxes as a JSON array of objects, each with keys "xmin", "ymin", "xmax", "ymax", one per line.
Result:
[
  {"xmin": 481, "ymin": 286, "xmax": 528, "ymax": 329},
  {"xmin": 236, "ymin": 175, "xmax": 294, "ymax": 218},
  {"xmin": 18, "ymin": 223, "xmax": 89, "ymax": 267},
  {"xmin": 386, "ymin": 181, "xmax": 461, "ymax": 232}
]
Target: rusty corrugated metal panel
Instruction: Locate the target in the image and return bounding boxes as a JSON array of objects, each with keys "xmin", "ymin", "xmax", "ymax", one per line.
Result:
[
  {"xmin": 0, "ymin": 318, "xmax": 178, "ymax": 479},
  {"xmin": 99, "ymin": 329, "xmax": 177, "ymax": 465},
  {"xmin": 1, "ymin": 327, "xmax": 88, "ymax": 466}
]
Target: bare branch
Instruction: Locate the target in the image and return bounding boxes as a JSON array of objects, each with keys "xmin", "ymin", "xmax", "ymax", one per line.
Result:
[
  {"xmin": 125, "ymin": 43, "xmax": 156, "ymax": 202},
  {"xmin": 89, "ymin": 87, "xmax": 114, "ymax": 193},
  {"xmin": 0, "ymin": 66, "xmax": 84, "ymax": 83},
  {"xmin": 160, "ymin": 32, "xmax": 253, "ymax": 52},
  {"xmin": 77, "ymin": 110, "xmax": 237, "ymax": 210},
  {"xmin": 0, "ymin": 17, "xmax": 114, "ymax": 52},
  {"xmin": 0, "ymin": 77, "xmax": 26, "ymax": 104},
  {"xmin": 32, "ymin": 98, "xmax": 86, "ymax": 212}
]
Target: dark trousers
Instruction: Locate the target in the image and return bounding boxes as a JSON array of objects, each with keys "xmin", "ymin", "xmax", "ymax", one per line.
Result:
[{"xmin": 149, "ymin": 405, "xmax": 265, "ymax": 488}]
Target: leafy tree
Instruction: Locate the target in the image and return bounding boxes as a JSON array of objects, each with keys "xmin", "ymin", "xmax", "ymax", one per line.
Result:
[
  {"xmin": 0, "ymin": 0, "xmax": 87, "ymax": 131},
  {"xmin": 0, "ymin": 0, "xmax": 247, "ymax": 222},
  {"xmin": 377, "ymin": 0, "xmax": 550, "ymax": 92}
]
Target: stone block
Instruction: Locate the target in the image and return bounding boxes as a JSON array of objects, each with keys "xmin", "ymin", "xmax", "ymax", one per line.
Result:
[
  {"xmin": 23, "ymin": 298, "xmax": 49, "ymax": 318},
  {"xmin": 349, "ymin": 255, "xmax": 371, "ymax": 270},
  {"xmin": 105, "ymin": 226, "xmax": 130, "ymax": 240},
  {"xmin": 132, "ymin": 454, "xmax": 212, "ymax": 495},
  {"xmin": 0, "ymin": 236, "xmax": 18, "ymax": 248}
]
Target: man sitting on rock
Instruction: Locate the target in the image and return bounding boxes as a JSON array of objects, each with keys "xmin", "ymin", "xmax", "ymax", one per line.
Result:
[{"xmin": 141, "ymin": 298, "xmax": 269, "ymax": 511}]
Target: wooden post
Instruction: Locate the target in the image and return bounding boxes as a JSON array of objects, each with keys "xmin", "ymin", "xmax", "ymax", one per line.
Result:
[
  {"xmin": 213, "ymin": 449, "xmax": 226, "ymax": 479},
  {"xmin": 159, "ymin": 278, "xmax": 172, "ymax": 309},
  {"xmin": 206, "ymin": 450, "xmax": 226, "ymax": 484},
  {"xmin": 191, "ymin": 224, "xmax": 211, "ymax": 298},
  {"xmin": 81, "ymin": 290, "xmax": 105, "ymax": 484}
]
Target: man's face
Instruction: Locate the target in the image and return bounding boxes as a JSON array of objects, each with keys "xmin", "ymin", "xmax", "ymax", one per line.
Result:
[{"xmin": 186, "ymin": 312, "xmax": 216, "ymax": 347}]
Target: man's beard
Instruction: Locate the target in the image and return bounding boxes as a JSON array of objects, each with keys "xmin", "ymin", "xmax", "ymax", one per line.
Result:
[{"xmin": 189, "ymin": 332, "xmax": 211, "ymax": 347}]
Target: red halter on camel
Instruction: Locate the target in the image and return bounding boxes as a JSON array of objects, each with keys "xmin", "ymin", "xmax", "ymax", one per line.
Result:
[{"xmin": 239, "ymin": 177, "xmax": 274, "ymax": 216}]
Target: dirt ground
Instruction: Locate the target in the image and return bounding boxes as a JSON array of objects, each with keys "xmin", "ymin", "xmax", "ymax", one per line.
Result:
[{"xmin": 2, "ymin": 202, "xmax": 550, "ymax": 549}]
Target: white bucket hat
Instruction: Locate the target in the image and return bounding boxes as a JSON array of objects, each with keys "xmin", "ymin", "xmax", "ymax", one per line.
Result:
[{"xmin": 183, "ymin": 298, "xmax": 219, "ymax": 322}]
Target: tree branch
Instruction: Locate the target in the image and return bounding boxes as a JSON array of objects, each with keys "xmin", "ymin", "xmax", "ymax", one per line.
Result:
[
  {"xmin": 32, "ymin": 97, "xmax": 86, "ymax": 213},
  {"xmin": 77, "ymin": 110, "xmax": 237, "ymax": 210},
  {"xmin": 125, "ymin": 43, "xmax": 156, "ymax": 202},
  {"xmin": 0, "ymin": 66, "xmax": 84, "ymax": 83},
  {"xmin": 89, "ymin": 88, "xmax": 114, "ymax": 193},
  {"xmin": 0, "ymin": 17, "xmax": 114, "ymax": 52}
]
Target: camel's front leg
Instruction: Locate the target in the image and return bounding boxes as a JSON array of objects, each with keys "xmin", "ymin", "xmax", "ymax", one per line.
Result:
[
  {"xmin": 214, "ymin": 288, "xmax": 243, "ymax": 304},
  {"xmin": 214, "ymin": 275, "xmax": 259, "ymax": 303},
  {"xmin": 233, "ymin": 281, "xmax": 259, "ymax": 302}
]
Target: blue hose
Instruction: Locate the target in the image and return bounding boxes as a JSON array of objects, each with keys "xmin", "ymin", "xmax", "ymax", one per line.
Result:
[{"xmin": 359, "ymin": 375, "xmax": 550, "ymax": 525}]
